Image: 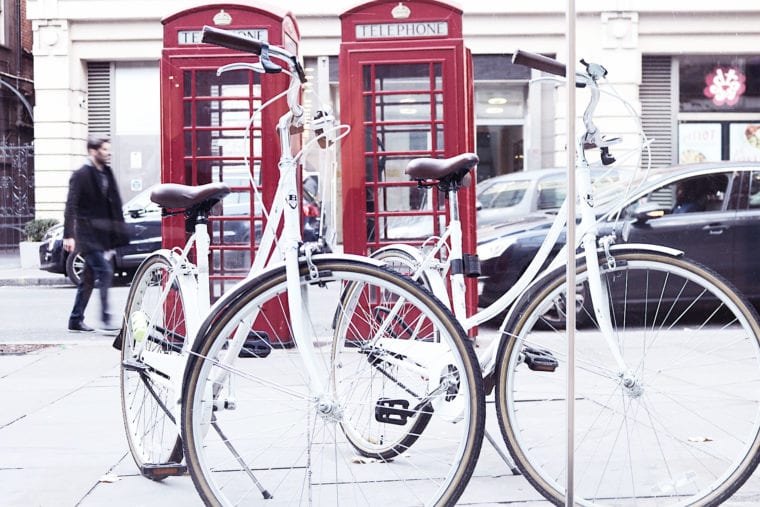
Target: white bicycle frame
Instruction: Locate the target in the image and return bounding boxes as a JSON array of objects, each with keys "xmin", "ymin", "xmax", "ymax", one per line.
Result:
[
  {"xmin": 376, "ymin": 65, "xmax": 650, "ymax": 381},
  {"xmin": 130, "ymin": 37, "xmax": 343, "ymax": 431}
]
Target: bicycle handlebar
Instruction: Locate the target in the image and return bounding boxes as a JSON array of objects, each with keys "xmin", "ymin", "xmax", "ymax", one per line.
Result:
[
  {"xmin": 513, "ymin": 48, "xmax": 620, "ymax": 165},
  {"xmin": 201, "ymin": 26, "xmax": 307, "ymax": 83},
  {"xmin": 512, "ymin": 50, "xmax": 566, "ymax": 77},
  {"xmin": 201, "ymin": 26, "xmax": 265, "ymax": 55}
]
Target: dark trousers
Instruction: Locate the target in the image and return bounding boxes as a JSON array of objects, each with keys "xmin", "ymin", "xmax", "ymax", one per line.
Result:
[{"xmin": 69, "ymin": 250, "xmax": 114, "ymax": 324}]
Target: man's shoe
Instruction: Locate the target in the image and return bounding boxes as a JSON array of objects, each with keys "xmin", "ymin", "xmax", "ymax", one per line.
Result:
[
  {"xmin": 99, "ymin": 320, "xmax": 121, "ymax": 335},
  {"xmin": 69, "ymin": 321, "xmax": 95, "ymax": 333}
]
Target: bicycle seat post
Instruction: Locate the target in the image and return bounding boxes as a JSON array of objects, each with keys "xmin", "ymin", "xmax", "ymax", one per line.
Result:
[{"xmin": 191, "ymin": 208, "xmax": 211, "ymax": 312}]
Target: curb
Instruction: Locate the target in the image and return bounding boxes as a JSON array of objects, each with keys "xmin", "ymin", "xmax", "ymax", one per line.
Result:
[{"xmin": 0, "ymin": 274, "xmax": 72, "ymax": 287}]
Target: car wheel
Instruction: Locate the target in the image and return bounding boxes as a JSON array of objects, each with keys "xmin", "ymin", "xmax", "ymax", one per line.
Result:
[{"xmin": 65, "ymin": 251, "xmax": 85, "ymax": 285}]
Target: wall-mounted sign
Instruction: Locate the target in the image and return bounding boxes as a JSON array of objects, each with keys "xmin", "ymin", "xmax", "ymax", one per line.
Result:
[
  {"xmin": 679, "ymin": 123, "xmax": 722, "ymax": 163},
  {"xmin": 730, "ymin": 123, "xmax": 760, "ymax": 162},
  {"xmin": 178, "ymin": 28, "xmax": 268, "ymax": 45},
  {"xmin": 355, "ymin": 21, "xmax": 448, "ymax": 40},
  {"xmin": 703, "ymin": 67, "xmax": 746, "ymax": 106}
]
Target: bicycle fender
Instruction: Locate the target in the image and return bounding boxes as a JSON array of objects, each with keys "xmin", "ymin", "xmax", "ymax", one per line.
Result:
[
  {"xmin": 608, "ymin": 243, "xmax": 684, "ymax": 258},
  {"xmin": 312, "ymin": 253, "xmax": 386, "ymax": 267}
]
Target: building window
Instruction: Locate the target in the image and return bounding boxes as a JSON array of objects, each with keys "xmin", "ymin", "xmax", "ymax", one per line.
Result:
[
  {"xmin": 678, "ymin": 56, "xmax": 760, "ymax": 163},
  {"xmin": 472, "ymin": 55, "xmax": 529, "ymax": 180},
  {"xmin": 87, "ymin": 62, "xmax": 112, "ymax": 136},
  {"xmin": 0, "ymin": 1, "xmax": 5, "ymax": 46},
  {"xmin": 679, "ymin": 56, "xmax": 760, "ymax": 113}
]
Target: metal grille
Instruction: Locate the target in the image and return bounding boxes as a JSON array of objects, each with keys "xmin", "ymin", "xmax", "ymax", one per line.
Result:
[
  {"xmin": 641, "ymin": 55, "xmax": 675, "ymax": 168},
  {"xmin": 87, "ymin": 62, "xmax": 112, "ymax": 136},
  {"xmin": 0, "ymin": 141, "xmax": 34, "ymax": 249}
]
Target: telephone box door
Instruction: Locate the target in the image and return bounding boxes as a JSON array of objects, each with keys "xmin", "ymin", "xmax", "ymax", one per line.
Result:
[
  {"xmin": 161, "ymin": 4, "xmax": 299, "ymax": 300},
  {"xmin": 342, "ymin": 51, "xmax": 469, "ymax": 252},
  {"xmin": 339, "ymin": 0, "xmax": 477, "ymax": 321},
  {"xmin": 161, "ymin": 4, "xmax": 300, "ymax": 344}
]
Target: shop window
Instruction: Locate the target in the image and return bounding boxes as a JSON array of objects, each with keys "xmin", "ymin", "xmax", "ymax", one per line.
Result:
[
  {"xmin": 679, "ymin": 121, "xmax": 760, "ymax": 163},
  {"xmin": 680, "ymin": 56, "xmax": 760, "ymax": 113}
]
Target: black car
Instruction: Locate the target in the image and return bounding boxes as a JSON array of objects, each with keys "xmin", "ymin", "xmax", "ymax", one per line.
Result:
[
  {"xmin": 477, "ymin": 162, "xmax": 760, "ymax": 314},
  {"xmin": 39, "ymin": 187, "xmax": 163, "ymax": 284},
  {"xmin": 39, "ymin": 181, "xmax": 323, "ymax": 284}
]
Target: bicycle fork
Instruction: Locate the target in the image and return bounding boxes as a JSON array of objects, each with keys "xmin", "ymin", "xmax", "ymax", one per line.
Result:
[{"xmin": 576, "ymin": 165, "xmax": 634, "ymax": 383}]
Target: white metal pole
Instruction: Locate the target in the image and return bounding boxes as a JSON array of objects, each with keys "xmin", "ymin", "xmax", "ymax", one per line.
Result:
[{"xmin": 565, "ymin": 0, "xmax": 576, "ymax": 506}]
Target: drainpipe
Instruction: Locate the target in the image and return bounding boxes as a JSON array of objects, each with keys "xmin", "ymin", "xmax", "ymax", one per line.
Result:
[{"xmin": 16, "ymin": 0, "xmax": 21, "ymax": 79}]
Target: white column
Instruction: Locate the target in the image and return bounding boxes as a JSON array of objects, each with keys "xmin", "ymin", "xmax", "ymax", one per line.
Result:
[{"xmin": 31, "ymin": 18, "xmax": 88, "ymax": 219}]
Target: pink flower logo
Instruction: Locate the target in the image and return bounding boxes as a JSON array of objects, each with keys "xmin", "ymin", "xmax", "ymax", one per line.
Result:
[{"xmin": 704, "ymin": 67, "xmax": 746, "ymax": 106}]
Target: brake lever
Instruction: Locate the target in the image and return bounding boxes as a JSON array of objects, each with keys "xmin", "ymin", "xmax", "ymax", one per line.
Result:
[
  {"xmin": 217, "ymin": 62, "xmax": 265, "ymax": 76},
  {"xmin": 215, "ymin": 50, "xmax": 283, "ymax": 77}
]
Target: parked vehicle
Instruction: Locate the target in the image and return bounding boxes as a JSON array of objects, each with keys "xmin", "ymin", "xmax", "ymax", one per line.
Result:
[
  {"xmin": 477, "ymin": 162, "xmax": 760, "ymax": 315},
  {"xmin": 476, "ymin": 167, "xmax": 619, "ymax": 227},
  {"xmin": 39, "ymin": 186, "xmax": 163, "ymax": 285},
  {"xmin": 40, "ymin": 182, "xmax": 323, "ymax": 284},
  {"xmin": 380, "ymin": 167, "xmax": 618, "ymax": 240}
]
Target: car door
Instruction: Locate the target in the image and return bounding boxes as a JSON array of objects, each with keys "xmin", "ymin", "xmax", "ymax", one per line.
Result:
[
  {"xmin": 619, "ymin": 171, "xmax": 738, "ymax": 285},
  {"xmin": 729, "ymin": 170, "xmax": 760, "ymax": 300}
]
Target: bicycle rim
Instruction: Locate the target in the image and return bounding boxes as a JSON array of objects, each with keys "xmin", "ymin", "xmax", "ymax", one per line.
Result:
[
  {"xmin": 120, "ymin": 253, "xmax": 184, "ymax": 471},
  {"xmin": 496, "ymin": 251, "xmax": 760, "ymax": 506},
  {"xmin": 181, "ymin": 258, "xmax": 484, "ymax": 506},
  {"xmin": 370, "ymin": 247, "xmax": 433, "ymax": 291}
]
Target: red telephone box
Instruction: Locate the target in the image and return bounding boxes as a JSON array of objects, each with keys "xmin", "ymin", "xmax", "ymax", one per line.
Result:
[
  {"xmin": 339, "ymin": 0, "xmax": 478, "ymax": 320},
  {"xmin": 161, "ymin": 4, "xmax": 300, "ymax": 299}
]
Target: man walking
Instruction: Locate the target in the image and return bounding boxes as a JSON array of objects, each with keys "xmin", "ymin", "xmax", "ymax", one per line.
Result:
[{"xmin": 64, "ymin": 136, "xmax": 128, "ymax": 332}]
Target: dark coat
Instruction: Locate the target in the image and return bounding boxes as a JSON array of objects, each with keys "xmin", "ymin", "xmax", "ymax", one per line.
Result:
[{"xmin": 63, "ymin": 161, "xmax": 128, "ymax": 253}]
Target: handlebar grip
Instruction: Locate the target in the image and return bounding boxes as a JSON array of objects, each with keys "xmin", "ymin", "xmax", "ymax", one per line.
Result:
[
  {"xmin": 201, "ymin": 26, "xmax": 263, "ymax": 55},
  {"xmin": 512, "ymin": 50, "xmax": 566, "ymax": 77}
]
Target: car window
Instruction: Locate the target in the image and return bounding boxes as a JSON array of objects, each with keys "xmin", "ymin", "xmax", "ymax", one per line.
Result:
[
  {"xmin": 671, "ymin": 174, "xmax": 728, "ymax": 213},
  {"xmin": 124, "ymin": 187, "xmax": 160, "ymax": 214},
  {"xmin": 477, "ymin": 179, "xmax": 530, "ymax": 209},
  {"xmin": 537, "ymin": 175, "xmax": 566, "ymax": 210},
  {"xmin": 618, "ymin": 172, "xmax": 731, "ymax": 218},
  {"xmin": 749, "ymin": 171, "xmax": 760, "ymax": 209}
]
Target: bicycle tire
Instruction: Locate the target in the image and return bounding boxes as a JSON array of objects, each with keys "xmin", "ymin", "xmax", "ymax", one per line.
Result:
[
  {"xmin": 120, "ymin": 252, "xmax": 184, "ymax": 477},
  {"xmin": 181, "ymin": 257, "xmax": 485, "ymax": 506},
  {"xmin": 496, "ymin": 249, "xmax": 760, "ymax": 506}
]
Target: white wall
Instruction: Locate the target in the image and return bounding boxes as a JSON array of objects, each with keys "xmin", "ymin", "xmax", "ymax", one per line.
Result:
[{"xmin": 26, "ymin": 0, "xmax": 760, "ymax": 217}]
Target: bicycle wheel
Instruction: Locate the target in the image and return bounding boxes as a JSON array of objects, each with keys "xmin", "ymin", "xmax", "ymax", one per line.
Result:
[
  {"xmin": 120, "ymin": 252, "xmax": 184, "ymax": 476},
  {"xmin": 496, "ymin": 249, "xmax": 760, "ymax": 506},
  {"xmin": 371, "ymin": 246, "xmax": 435, "ymax": 290},
  {"xmin": 181, "ymin": 257, "xmax": 484, "ymax": 506}
]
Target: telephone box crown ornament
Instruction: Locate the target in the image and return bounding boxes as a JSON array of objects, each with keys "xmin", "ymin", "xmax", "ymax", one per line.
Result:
[
  {"xmin": 392, "ymin": 3, "xmax": 411, "ymax": 19},
  {"xmin": 213, "ymin": 9, "xmax": 232, "ymax": 26}
]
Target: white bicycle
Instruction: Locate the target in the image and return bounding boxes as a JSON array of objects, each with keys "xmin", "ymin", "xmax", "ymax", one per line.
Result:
[
  {"xmin": 119, "ymin": 26, "xmax": 485, "ymax": 506},
  {"xmin": 372, "ymin": 50, "xmax": 760, "ymax": 506}
]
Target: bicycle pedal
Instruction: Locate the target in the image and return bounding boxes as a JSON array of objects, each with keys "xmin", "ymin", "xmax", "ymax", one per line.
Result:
[
  {"xmin": 523, "ymin": 347, "xmax": 558, "ymax": 372},
  {"xmin": 122, "ymin": 358, "xmax": 149, "ymax": 373},
  {"xmin": 111, "ymin": 330, "xmax": 123, "ymax": 351},
  {"xmin": 140, "ymin": 462, "xmax": 187, "ymax": 479},
  {"xmin": 375, "ymin": 398, "xmax": 415, "ymax": 426},
  {"xmin": 239, "ymin": 331, "xmax": 272, "ymax": 358}
]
